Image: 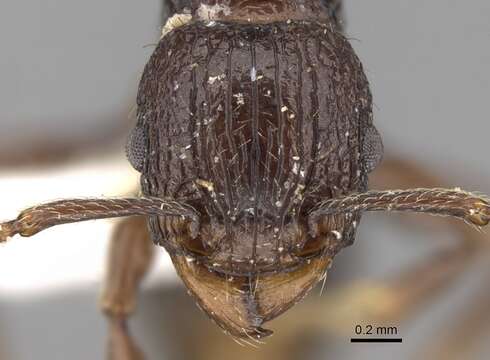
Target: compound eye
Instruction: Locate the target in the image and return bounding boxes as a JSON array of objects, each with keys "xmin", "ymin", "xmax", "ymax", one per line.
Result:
[
  {"xmin": 126, "ymin": 126, "xmax": 148, "ymax": 172},
  {"xmin": 363, "ymin": 125, "xmax": 384, "ymax": 173}
]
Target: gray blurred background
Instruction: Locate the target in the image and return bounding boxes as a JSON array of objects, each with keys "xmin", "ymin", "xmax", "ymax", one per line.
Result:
[{"xmin": 0, "ymin": 1, "xmax": 489, "ymax": 359}]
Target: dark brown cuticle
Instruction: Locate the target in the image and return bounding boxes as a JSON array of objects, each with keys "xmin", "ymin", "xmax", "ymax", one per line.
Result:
[{"xmin": 1, "ymin": 0, "xmax": 488, "ymax": 342}]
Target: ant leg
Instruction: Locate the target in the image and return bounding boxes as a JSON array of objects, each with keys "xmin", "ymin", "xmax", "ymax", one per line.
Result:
[
  {"xmin": 0, "ymin": 197, "xmax": 199, "ymax": 242},
  {"xmin": 419, "ymin": 279, "xmax": 490, "ymax": 359},
  {"xmin": 100, "ymin": 216, "xmax": 153, "ymax": 360}
]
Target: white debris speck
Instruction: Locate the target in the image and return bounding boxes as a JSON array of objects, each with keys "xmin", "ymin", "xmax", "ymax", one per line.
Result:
[
  {"xmin": 292, "ymin": 156, "xmax": 300, "ymax": 161},
  {"xmin": 179, "ymin": 153, "xmax": 187, "ymax": 160},
  {"xmin": 190, "ymin": 63, "xmax": 198, "ymax": 69},
  {"xmin": 354, "ymin": 107, "xmax": 359, "ymax": 113},
  {"xmin": 185, "ymin": 257, "xmax": 195, "ymax": 263},
  {"xmin": 278, "ymin": 247, "xmax": 284, "ymax": 253},
  {"xmin": 295, "ymin": 184, "xmax": 305, "ymax": 196},
  {"xmin": 289, "ymin": 113, "xmax": 295, "ymax": 119},
  {"xmin": 353, "ymin": 221, "xmax": 358, "ymax": 228},
  {"xmin": 266, "ymin": 89, "xmax": 272, "ymax": 96},
  {"xmin": 206, "ymin": 21, "xmax": 216, "ymax": 27},
  {"xmin": 345, "ymin": 131, "xmax": 350, "ymax": 137},
  {"xmin": 281, "ymin": 106, "xmax": 288, "ymax": 113},
  {"xmin": 249, "ymin": 259, "xmax": 255, "ymax": 264},
  {"xmin": 292, "ymin": 162, "xmax": 300, "ymax": 175},
  {"xmin": 331, "ymin": 230, "xmax": 342, "ymax": 240},
  {"xmin": 275, "ymin": 201, "xmax": 283, "ymax": 207},
  {"xmin": 184, "ymin": 144, "xmax": 192, "ymax": 150},
  {"xmin": 196, "ymin": 179, "xmax": 215, "ymax": 192},
  {"xmin": 214, "ymin": 156, "xmax": 219, "ymax": 163},
  {"xmin": 273, "ymin": 227, "xmax": 280, "ymax": 233},
  {"xmin": 250, "ymin": 67, "xmax": 257, "ymax": 81},
  {"xmin": 233, "ymin": 93, "xmax": 245, "ymax": 105},
  {"xmin": 174, "ymin": 82, "xmax": 179, "ymax": 91},
  {"xmin": 208, "ymin": 74, "xmax": 226, "ymax": 84},
  {"xmin": 300, "ymin": 170, "xmax": 306, "ymax": 178},
  {"xmin": 196, "ymin": 3, "xmax": 231, "ymax": 20},
  {"xmin": 161, "ymin": 13, "xmax": 192, "ymax": 38}
]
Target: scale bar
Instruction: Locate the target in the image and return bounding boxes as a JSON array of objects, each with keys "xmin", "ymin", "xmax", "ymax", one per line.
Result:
[{"xmin": 351, "ymin": 338, "xmax": 402, "ymax": 343}]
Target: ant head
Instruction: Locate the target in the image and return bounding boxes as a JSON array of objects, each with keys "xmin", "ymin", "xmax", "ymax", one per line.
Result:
[{"xmin": 124, "ymin": 12, "xmax": 386, "ymax": 337}]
